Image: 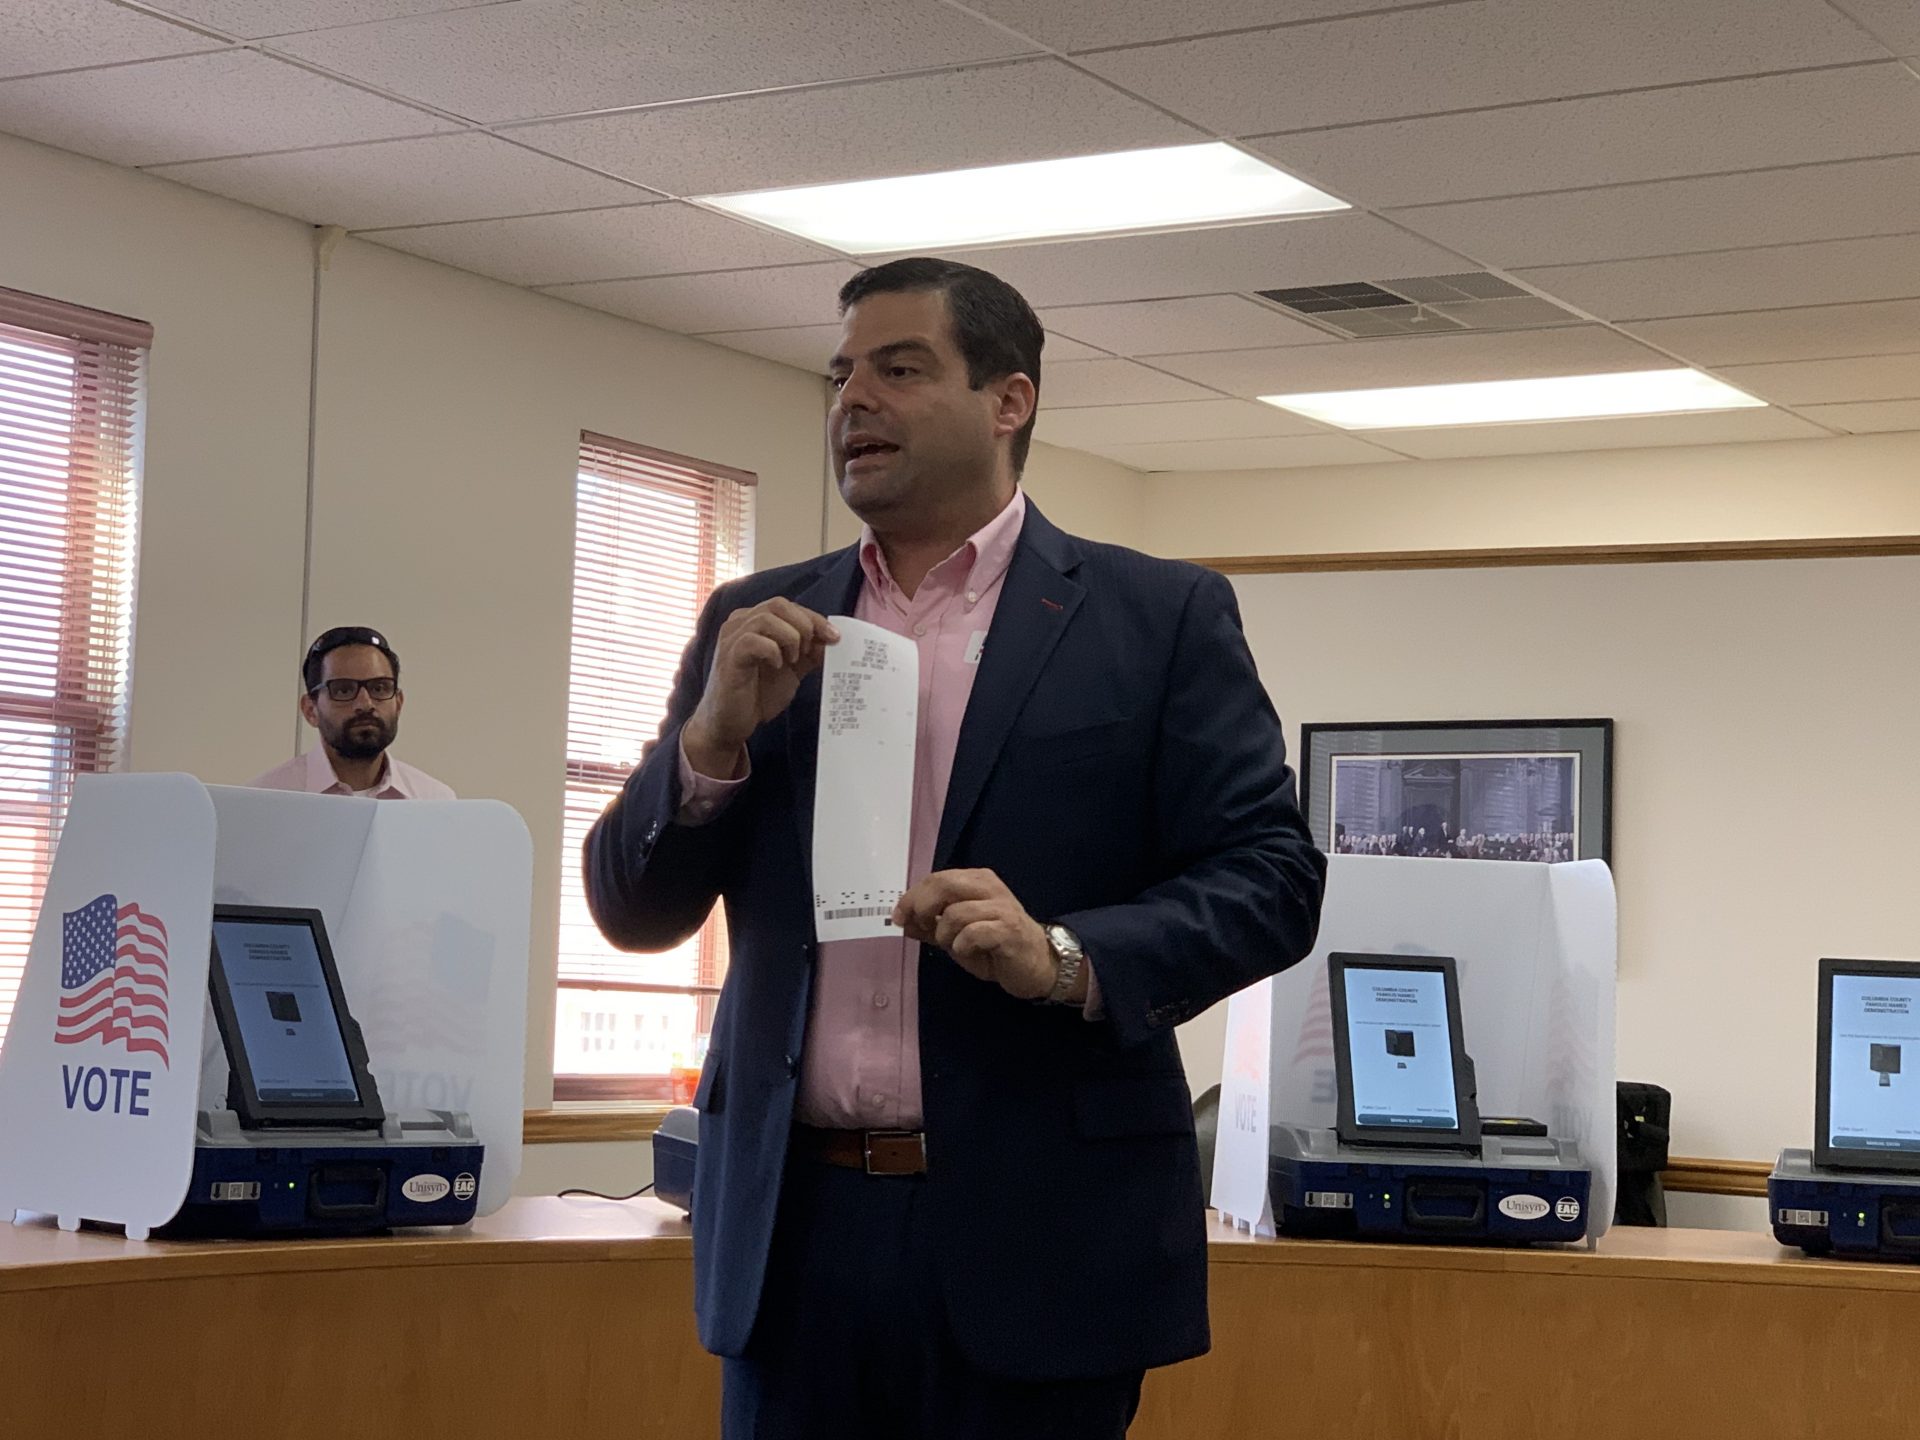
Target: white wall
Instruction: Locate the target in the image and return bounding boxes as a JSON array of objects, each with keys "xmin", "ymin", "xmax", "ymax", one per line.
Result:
[{"xmin": 1203, "ymin": 556, "xmax": 1920, "ymax": 1187}]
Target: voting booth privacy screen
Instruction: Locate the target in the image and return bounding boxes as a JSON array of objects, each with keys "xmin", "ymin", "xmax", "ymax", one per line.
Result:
[
  {"xmin": 1212, "ymin": 854, "xmax": 1617, "ymax": 1237},
  {"xmin": 0, "ymin": 775, "xmax": 532, "ymax": 1236}
]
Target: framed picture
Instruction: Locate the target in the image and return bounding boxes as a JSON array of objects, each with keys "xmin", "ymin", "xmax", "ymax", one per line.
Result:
[{"xmin": 1299, "ymin": 719, "xmax": 1613, "ymax": 865}]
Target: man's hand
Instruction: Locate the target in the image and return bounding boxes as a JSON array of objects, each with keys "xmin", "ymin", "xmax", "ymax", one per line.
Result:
[
  {"xmin": 683, "ymin": 599, "xmax": 839, "ymax": 779},
  {"xmin": 893, "ymin": 869, "xmax": 1070, "ymax": 1003}
]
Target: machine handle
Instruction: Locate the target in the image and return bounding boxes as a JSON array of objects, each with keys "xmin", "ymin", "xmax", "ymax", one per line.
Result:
[
  {"xmin": 1403, "ymin": 1179, "xmax": 1486, "ymax": 1232},
  {"xmin": 306, "ymin": 1163, "xmax": 387, "ymax": 1220},
  {"xmin": 1878, "ymin": 1201, "xmax": 1920, "ymax": 1255}
]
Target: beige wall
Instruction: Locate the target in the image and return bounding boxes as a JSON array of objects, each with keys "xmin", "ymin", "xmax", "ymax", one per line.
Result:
[
  {"xmin": 13, "ymin": 119, "xmax": 1915, "ymax": 1215},
  {"xmin": 1138, "ymin": 431, "xmax": 1920, "ymax": 560},
  {"xmin": 0, "ymin": 130, "xmax": 315, "ymax": 781},
  {"xmin": 1022, "ymin": 440, "xmax": 1147, "ymax": 549},
  {"xmin": 820, "ymin": 437, "xmax": 1146, "ymax": 553},
  {"xmin": 1178, "ymin": 556, "xmax": 1920, "ymax": 1196},
  {"xmin": 303, "ymin": 238, "xmax": 831, "ymax": 1122},
  {"xmin": 0, "ymin": 132, "xmax": 835, "ymax": 1196}
]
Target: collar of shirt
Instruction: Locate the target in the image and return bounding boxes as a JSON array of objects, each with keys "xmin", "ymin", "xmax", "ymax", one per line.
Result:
[
  {"xmin": 857, "ymin": 488, "xmax": 1027, "ymax": 616},
  {"xmin": 302, "ymin": 744, "xmax": 410, "ymax": 799}
]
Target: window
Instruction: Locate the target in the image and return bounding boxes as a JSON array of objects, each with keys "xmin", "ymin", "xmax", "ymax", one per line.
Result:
[
  {"xmin": 555, "ymin": 433, "xmax": 753, "ymax": 1103},
  {"xmin": 0, "ymin": 288, "xmax": 148, "ymax": 1053}
]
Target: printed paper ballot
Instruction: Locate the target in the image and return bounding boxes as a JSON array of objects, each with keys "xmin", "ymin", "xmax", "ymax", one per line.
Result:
[{"xmin": 813, "ymin": 617, "xmax": 919, "ymax": 942}]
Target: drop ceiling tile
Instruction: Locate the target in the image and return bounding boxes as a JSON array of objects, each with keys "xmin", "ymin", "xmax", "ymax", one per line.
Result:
[
  {"xmin": 700, "ymin": 324, "xmax": 845, "ymax": 372},
  {"xmin": 366, "ymin": 201, "xmax": 831, "ymax": 284},
  {"xmin": 1517, "ymin": 233, "xmax": 1920, "ymax": 321},
  {"xmin": 954, "ymin": 214, "xmax": 1465, "ymax": 309},
  {"xmin": 544, "ymin": 262, "xmax": 860, "ymax": 333},
  {"xmin": 1040, "ymin": 333, "xmax": 1109, "ymax": 362},
  {"xmin": 1036, "ymin": 399, "xmax": 1324, "ymax": 447},
  {"xmin": 0, "ymin": 49, "xmax": 451, "ymax": 167},
  {"xmin": 271, "ymin": 0, "xmax": 1033, "ymax": 124},
  {"xmin": 1391, "ymin": 155, "xmax": 1920, "ymax": 269},
  {"xmin": 1088, "ymin": 434, "xmax": 1404, "ymax": 471},
  {"xmin": 1715, "ymin": 353, "xmax": 1920, "ymax": 406},
  {"xmin": 962, "ymin": 0, "xmax": 1439, "ymax": 51},
  {"xmin": 1039, "ymin": 295, "xmax": 1335, "ymax": 357},
  {"xmin": 1152, "ymin": 326, "xmax": 1668, "ymax": 397},
  {"xmin": 1374, "ymin": 407, "xmax": 1828, "ymax": 458},
  {"xmin": 148, "ymin": 132, "xmax": 646, "ymax": 228},
  {"xmin": 1829, "ymin": 0, "xmax": 1920, "ymax": 55},
  {"xmin": 1623, "ymin": 301, "xmax": 1920, "ymax": 366},
  {"xmin": 1795, "ymin": 398, "xmax": 1920, "ymax": 433},
  {"xmin": 1081, "ymin": 0, "xmax": 1885, "ymax": 138},
  {"xmin": 0, "ymin": 1, "xmax": 221, "ymax": 80},
  {"xmin": 155, "ymin": 1, "xmax": 510, "ymax": 39},
  {"xmin": 510, "ymin": 60, "xmax": 1201, "ymax": 197},
  {"xmin": 1255, "ymin": 64, "xmax": 1920, "ymax": 208},
  {"xmin": 699, "ymin": 321, "xmax": 1105, "ymax": 373},
  {"xmin": 1042, "ymin": 360, "xmax": 1219, "ymax": 407}
]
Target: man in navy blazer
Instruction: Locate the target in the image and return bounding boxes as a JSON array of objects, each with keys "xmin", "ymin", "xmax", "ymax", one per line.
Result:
[{"xmin": 587, "ymin": 258, "xmax": 1325, "ymax": 1439}]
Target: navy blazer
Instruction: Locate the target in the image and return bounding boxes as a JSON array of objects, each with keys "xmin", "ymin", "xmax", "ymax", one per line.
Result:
[{"xmin": 586, "ymin": 504, "xmax": 1325, "ymax": 1380}]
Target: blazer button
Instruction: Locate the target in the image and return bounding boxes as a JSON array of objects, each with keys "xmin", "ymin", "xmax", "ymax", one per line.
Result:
[{"xmin": 784, "ymin": 1053, "xmax": 799, "ymax": 1077}]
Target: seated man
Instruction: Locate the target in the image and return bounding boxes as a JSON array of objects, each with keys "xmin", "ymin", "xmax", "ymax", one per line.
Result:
[{"xmin": 249, "ymin": 625, "xmax": 453, "ymax": 799}]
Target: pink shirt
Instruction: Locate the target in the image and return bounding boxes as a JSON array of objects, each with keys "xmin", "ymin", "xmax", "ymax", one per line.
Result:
[
  {"xmin": 681, "ymin": 491, "xmax": 1097, "ymax": 1130},
  {"xmin": 248, "ymin": 746, "xmax": 455, "ymax": 800}
]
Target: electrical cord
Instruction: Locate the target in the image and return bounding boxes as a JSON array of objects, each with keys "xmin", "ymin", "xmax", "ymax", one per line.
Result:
[{"xmin": 558, "ymin": 1182, "xmax": 656, "ymax": 1201}]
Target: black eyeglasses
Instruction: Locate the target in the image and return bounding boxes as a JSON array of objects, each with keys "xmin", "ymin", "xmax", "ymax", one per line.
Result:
[{"xmin": 311, "ymin": 677, "xmax": 398, "ymax": 702}]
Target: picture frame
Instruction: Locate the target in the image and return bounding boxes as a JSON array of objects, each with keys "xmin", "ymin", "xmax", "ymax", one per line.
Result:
[{"xmin": 1299, "ymin": 719, "xmax": 1613, "ymax": 865}]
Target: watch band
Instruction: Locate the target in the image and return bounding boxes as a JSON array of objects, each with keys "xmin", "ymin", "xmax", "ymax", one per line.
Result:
[{"xmin": 1043, "ymin": 924, "xmax": 1085, "ymax": 1006}]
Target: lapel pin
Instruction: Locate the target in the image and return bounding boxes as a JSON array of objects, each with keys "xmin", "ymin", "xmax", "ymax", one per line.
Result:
[{"xmin": 1040, "ymin": 597, "xmax": 1063, "ymax": 612}]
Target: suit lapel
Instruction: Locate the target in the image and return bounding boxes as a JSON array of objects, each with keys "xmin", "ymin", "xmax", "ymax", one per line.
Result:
[
  {"xmin": 933, "ymin": 510, "xmax": 1085, "ymax": 870},
  {"xmin": 785, "ymin": 547, "xmax": 865, "ymax": 871}
]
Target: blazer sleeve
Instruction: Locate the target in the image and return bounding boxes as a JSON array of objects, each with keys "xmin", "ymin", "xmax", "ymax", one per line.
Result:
[
  {"xmin": 583, "ymin": 581, "xmax": 749, "ymax": 952},
  {"xmin": 1060, "ymin": 568, "xmax": 1326, "ymax": 1048}
]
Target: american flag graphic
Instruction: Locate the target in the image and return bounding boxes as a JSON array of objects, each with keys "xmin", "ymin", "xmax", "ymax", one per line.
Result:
[
  {"xmin": 1290, "ymin": 965, "xmax": 1335, "ymax": 1066},
  {"xmin": 56, "ymin": 894, "xmax": 171, "ymax": 1069}
]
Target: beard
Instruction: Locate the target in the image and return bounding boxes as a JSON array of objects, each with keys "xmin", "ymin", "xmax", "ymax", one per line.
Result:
[{"xmin": 323, "ymin": 711, "xmax": 395, "ymax": 761}]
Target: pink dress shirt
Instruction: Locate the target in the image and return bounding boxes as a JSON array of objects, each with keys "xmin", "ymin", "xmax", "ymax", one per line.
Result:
[
  {"xmin": 248, "ymin": 746, "xmax": 455, "ymax": 800},
  {"xmin": 677, "ymin": 490, "xmax": 1095, "ymax": 1130}
]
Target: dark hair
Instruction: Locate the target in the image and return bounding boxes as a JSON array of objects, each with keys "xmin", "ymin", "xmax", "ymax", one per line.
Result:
[
  {"xmin": 303, "ymin": 625, "xmax": 401, "ymax": 693},
  {"xmin": 838, "ymin": 257, "xmax": 1044, "ymax": 473}
]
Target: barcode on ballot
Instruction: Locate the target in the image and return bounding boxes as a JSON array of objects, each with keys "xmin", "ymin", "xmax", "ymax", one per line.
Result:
[{"xmin": 824, "ymin": 906, "xmax": 893, "ymax": 921}]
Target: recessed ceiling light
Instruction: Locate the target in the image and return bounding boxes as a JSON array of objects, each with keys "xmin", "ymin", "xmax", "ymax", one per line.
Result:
[
  {"xmin": 697, "ymin": 143, "xmax": 1348, "ymax": 255},
  {"xmin": 1260, "ymin": 368, "xmax": 1767, "ymax": 429}
]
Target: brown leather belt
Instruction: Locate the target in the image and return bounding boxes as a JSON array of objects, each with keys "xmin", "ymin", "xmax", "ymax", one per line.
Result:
[{"xmin": 792, "ymin": 1125, "xmax": 928, "ymax": 1176}]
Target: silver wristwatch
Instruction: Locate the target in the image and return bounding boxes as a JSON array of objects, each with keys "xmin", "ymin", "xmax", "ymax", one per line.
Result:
[{"xmin": 1042, "ymin": 923, "xmax": 1086, "ymax": 1006}]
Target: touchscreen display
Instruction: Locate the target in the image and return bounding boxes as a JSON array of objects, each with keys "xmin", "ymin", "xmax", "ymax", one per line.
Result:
[
  {"xmin": 212, "ymin": 917, "xmax": 361, "ymax": 1105},
  {"xmin": 1828, "ymin": 971, "xmax": 1920, "ymax": 1156},
  {"xmin": 1342, "ymin": 965, "xmax": 1460, "ymax": 1132}
]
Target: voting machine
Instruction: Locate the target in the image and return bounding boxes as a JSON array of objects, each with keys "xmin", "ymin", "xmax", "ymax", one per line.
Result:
[
  {"xmin": 1270, "ymin": 952, "xmax": 1592, "ymax": 1245},
  {"xmin": 1772, "ymin": 957, "xmax": 1920, "ymax": 1260},
  {"xmin": 159, "ymin": 905, "xmax": 483, "ymax": 1237}
]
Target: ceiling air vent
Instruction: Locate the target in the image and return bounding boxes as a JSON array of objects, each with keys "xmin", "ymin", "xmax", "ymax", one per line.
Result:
[{"xmin": 1255, "ymin": 272, "xmax": 1583, "ymax": 339}]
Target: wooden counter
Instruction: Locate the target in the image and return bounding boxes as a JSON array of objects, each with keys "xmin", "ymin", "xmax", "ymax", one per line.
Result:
[{"xmin": 5, "ymin": 1203, "xmax": 1910, "ymax": 1438}]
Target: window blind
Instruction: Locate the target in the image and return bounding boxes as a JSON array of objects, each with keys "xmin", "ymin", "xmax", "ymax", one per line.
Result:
[
  {"xmin": 0, "ymin": 287, "xmax": 149, "ymax": 1052},
  {"xmin": 555, "ymin": 432, "xmax": 753, "ymax": 1101}
]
